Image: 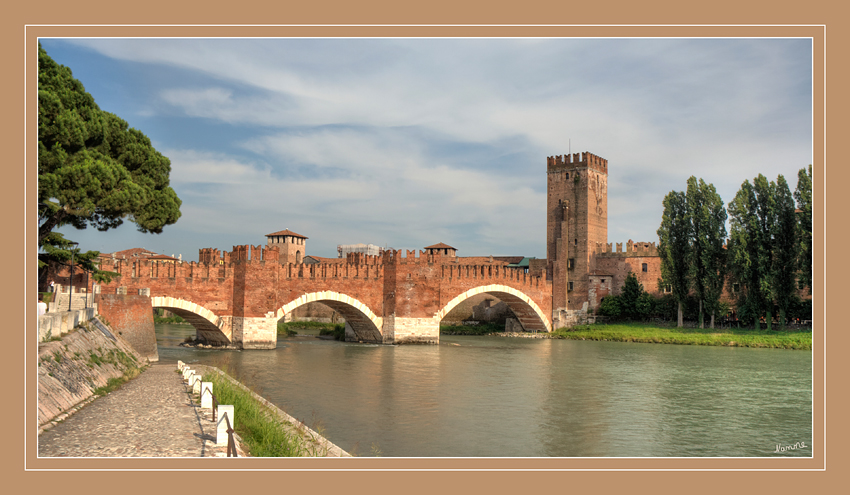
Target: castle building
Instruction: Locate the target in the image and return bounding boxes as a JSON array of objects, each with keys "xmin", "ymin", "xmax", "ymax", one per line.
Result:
[{"xmin": 546, "ymin": 151, "xmax": 662, "ymax": 314}]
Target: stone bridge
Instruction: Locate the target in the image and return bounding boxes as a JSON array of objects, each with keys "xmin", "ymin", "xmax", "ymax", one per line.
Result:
[{"xmin": 97, "ymin": 245, "xmax": 554, "ymax": 348}]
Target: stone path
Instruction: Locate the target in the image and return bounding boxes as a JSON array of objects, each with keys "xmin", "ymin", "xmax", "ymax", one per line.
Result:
[{"xmin": 38, "ymin": 364, "xmax": 243, "ymax": 457}]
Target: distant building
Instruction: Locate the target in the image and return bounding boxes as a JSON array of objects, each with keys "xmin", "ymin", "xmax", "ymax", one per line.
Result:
[
  {"xmin": 423, "ymin": 242, "xmax": 457, "ymax": 257},
  {"xmin": 337, "ymin": 243, "xmax": 383, "ymax": 257}
]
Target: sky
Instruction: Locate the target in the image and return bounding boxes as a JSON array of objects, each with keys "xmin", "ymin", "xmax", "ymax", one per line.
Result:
[{"xmin": 39, "ymin": 37, "xmax": 813, "ymax": 262}]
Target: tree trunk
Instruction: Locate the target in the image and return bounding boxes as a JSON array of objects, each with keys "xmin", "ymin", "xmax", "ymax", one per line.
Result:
[
  {"xmin": 710, "ymin": 312, "xmax": 715, "ymax": 329},
  {"xmin": 699, "ymin": 300, "xmax": 704, "ymax": 329},
  {"xmin": 677, "ymin": 301, "xmax": 683, "ymax": 328},
  {"xmin": 779, "ymin": 308, "xmax": 786, "ymax": 330}
]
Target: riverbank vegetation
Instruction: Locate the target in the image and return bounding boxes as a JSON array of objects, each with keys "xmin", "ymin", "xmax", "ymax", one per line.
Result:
[
  {"xmin": 550, "ymin": 322, "xmax": 811, "ymax": 350},
  {"xmin": 153, "ymin": 308, "xmax": 188, "ymax": 325},
  {"xmin": 278, "ymin": 321, "xmax": 345, "ymax": 340},
  {"xmin": 440, "ymin": 323, "xmax": 505, "ymax": 335},
  {"xmin": 200, "ymin": 367, "xmax": 327, "ymax": 456}
]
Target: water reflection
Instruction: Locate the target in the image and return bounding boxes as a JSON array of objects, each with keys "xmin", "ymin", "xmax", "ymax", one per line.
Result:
[{"xmin": 155, "ymin": 324, "xmax": 812, "ymax": 457}]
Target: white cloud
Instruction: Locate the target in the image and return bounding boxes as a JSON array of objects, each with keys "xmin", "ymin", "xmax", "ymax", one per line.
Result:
[{"xmin": 49, "ymin": 38, "xmax": 811, "ymax": 260}]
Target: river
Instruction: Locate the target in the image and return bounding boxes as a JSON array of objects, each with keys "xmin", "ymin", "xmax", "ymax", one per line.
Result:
[{"xmin": 156, "ymin": 323, "xmax": 812, "ymax": 457}]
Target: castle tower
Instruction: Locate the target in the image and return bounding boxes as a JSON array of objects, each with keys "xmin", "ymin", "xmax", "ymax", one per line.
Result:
[
  {"xmin": 546, "ymin": 152, "xmax": 608, "ymax": 311},
  {"xmin": 265, "ymin": 229, "xmax": 307, "ymax": 264}
]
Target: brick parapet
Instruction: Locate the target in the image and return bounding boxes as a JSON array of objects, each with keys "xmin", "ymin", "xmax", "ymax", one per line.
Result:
[
  {"xmin": 596, "ymin": 239, "xmax": 659, "ymax": 257},
  {"xmin": 547, "ymin": 151, "xmax": 608, "ymax": 175}
]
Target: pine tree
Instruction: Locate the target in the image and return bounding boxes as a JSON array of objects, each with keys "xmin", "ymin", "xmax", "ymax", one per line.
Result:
[{"xmin": 38, "ymin": 43, "xmax": 182, "ymax": 281}]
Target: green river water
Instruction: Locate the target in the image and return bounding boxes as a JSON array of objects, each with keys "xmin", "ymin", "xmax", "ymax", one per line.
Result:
[{"xmin": 156, "ymin": 323, "xmax": 812, "ymax": 457}]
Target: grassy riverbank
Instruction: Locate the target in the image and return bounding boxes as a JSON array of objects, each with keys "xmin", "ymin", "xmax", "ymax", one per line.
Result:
[
  {"xmin": 200, "ymin": 367, "xmax": 321, "ymax": 457},
  {"xmin": 550, "ymin": 322, "xmax": 812, "ymax": 350},
  {"xmin": 440, "ymin": 323, "xmax": 505, "ymax": 335}
]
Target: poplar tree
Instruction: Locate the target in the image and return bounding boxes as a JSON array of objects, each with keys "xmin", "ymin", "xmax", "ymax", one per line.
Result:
[
  {"xmin": 774, "ymin": 175, "xmax": 799, "ymax": 328},
  {"xmin": 686, "ymin": 177, "xmax": 727, "ymax": 329},
  {"xmin": 794, "ymin": 165, "xmax": 813, "ymax": 295},
  {"xmin": 657, "ymin": 190, "xmax": 691, "ymax": 327},
  {"xmin": 728, "ymin": 175, "xmax": 776, "ymax": 330},
  {"xmin": 38, "ymin": 43, "xmax": 182, "ymax": 281}
]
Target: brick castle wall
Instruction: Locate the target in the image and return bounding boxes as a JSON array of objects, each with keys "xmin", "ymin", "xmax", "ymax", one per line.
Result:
[{"xmin": 95, "ymin": 293, "xmax": 158, "ymax": 362}]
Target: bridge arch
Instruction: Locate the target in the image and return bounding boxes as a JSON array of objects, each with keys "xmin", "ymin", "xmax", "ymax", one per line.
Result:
[
  {"xmin": 275, "ymin": 291, "xmax": 384, "ymax": 343},
  {"xmin": 436, "ymin": 284, "xmax": 552, "ymax": 333},
  {"xmin": 150, "ymin": 296, "xmax": 232, "ymax": 345}
]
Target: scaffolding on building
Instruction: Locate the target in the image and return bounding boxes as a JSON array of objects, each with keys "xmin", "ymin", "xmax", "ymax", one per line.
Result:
[{"xmin": 337, "ymin": 243, "xmax": 384, "ymax": 258}]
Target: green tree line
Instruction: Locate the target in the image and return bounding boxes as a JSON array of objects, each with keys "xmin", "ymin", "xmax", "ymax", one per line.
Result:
[{"xmin": 650, "ymin": 170, "xmax": 812, "ymax": 329}]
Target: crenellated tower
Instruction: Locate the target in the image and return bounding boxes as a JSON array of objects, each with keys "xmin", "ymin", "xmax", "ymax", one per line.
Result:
[
  {"xmin": 265, "ymin": 229, "xmax": 307, "ymax": 264},
  {"xmin": 546, "ymin": 151, "xmax": 609, "ymax": 311}
]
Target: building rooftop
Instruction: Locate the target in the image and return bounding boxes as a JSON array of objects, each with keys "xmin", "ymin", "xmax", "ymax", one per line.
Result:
[
  {"xmin": 266, "ymin": 229, "xmax": 308, "ymax": 239},
  {"xmin": 424, "ymin": 242, "xmax": 456, "ymax": 250}
]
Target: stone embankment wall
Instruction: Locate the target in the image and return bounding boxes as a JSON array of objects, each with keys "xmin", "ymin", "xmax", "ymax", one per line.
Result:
[
  {"xmin": 37, "ymin": 318, "xmax": 146, "ymax": 431},
  {"xmin": 38, "ymin": 307, "xmax": 96, "ymax": 342}
]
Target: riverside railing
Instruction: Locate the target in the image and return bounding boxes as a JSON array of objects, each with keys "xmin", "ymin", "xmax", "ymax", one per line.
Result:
[{"xmin": 179, "ymin": 361, "xmax": 237, "ymax": 457}]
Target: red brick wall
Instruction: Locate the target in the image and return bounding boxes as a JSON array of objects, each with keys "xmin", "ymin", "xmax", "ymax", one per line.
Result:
[
  {"xmin": 98, "ymin": 246, "xmax": 553, "ymax": 332},
  {"xmin": 547, "ymin": 152, "xmax": 609, "ymax": 311},
  {"xmin": 595, "ymin": 254, "xmax": 664, "ymax": 298},
  {"xmin": 95, "ymin": 293, "xmax": 158, "ymax": 362}
]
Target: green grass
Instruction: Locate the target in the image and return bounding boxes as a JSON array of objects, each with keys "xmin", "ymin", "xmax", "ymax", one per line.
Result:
[
  {"xmin": 201, "ymin": 368, "xmax": 322, "ymax": 457},
  {"xmin": 550, "ymin": 322, "xmax": 812, "ymax": 350}
]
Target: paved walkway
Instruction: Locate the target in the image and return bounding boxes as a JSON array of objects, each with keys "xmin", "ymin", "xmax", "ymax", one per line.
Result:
[{"xmin": 38, "ymin": 364, "xmax": 242, "ymax": 457}]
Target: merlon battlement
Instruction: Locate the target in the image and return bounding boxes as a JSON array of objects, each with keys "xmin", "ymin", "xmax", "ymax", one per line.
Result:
[
  {"xmin": 596, "ymin": 239, "xmax": 658, "ymax": 257},
  {"xmin": 547, "ymin": 151, "xmax": 608, "ymax": 174}
]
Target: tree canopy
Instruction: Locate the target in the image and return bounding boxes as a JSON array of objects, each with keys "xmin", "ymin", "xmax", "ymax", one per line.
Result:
[
  {"xmin": 794, "ymin": 165, "xmax": 812, "ymax": 294},
  {"xmin": 685, "ymin": 177, "xmax": 727, "ymax": 329},
  {"xmin": 38, "ymin": 43, "xmax": 181, "ymax": 280},
  {"xmin": 657, "ymin": 189, "xmax": 691, "ymax": 327}
]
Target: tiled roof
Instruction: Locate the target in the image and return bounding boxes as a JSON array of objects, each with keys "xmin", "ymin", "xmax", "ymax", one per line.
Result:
[
  {"xmin": 266, "ymin": 229, "xmax": 308, "ymax": 239},
  {"xmin": 492, "ymin": 256, "xmax": 525, "ymax": 265},
  {"xmin": 424, "ymin": 242, "xmax": 456, "ymax": 250},
  {"xmin": 453, "ymin": 256, "xmax": 510, "ymax": 265},
  {"xmin": 148, "ymin": 254, "xmax": 179, "ymax": 261},
  {"xmin": 102, "ymin": 248, "xmax": 159, "ymax": 259},
  {"xmin": 303, "ymin": 256, "xmax": 345, "ymax": 264}
]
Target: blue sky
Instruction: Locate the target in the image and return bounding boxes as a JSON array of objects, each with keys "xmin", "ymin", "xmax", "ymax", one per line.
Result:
[{"xmin": 40, "ymin": 38, "xmax": 813, "ymax": 262}]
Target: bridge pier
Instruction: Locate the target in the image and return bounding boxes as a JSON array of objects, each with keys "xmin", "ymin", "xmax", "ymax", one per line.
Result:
[
  {"xmin": 231, "ymin": 315, "xmax": 277, "ymax": 350},
  {"xmin": 382, "ymin": 316, "xmax": 440, "ymax": 345}
]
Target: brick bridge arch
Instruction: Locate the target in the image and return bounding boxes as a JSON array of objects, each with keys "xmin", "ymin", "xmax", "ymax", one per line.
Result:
[
  {"xmin": 275, "ymin": 291, "xmax": 384, "ymax": 343},
  {"xmin": 436, "ymin": 284, "xmax": 552, "ymax": 333},
  {"xmin": 150, "ymin": 296, "xmax": 232, "ymax": 345}
]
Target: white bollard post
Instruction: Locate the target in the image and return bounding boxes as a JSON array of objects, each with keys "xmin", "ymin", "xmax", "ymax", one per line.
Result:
[
  {"xmin": 217, "ymin": 405, "xmax": 234, "ymax": 446},
  {"xmin": 187, "ymin": 370, "xmax": 195, "ymax": 385},
  {"xmin": 192, "ymin": 375, "xmax": 202, "ymax": 395},
  {"xmin": 177, "ymin": 360, "xmax": 184, "ymax": 371},
  {"xmin": 201, "ymin": 383, "xmax": 213, "ymax": 409}
]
